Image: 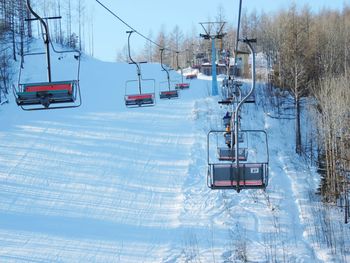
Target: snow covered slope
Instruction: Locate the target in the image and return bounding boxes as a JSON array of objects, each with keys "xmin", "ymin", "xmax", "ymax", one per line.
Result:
[{"xmin": 0, "ymin": 49, "xmax": 348, "ymax": 262}]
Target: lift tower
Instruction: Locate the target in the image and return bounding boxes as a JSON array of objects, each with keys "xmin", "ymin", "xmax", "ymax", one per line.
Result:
[{"xmin": 199, "ymin": 22, "xmax": 226, "ymax": 96}]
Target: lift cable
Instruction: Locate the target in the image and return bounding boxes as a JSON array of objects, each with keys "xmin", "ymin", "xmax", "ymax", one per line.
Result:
[{"xmin": 95, "ymin": 0, "xmax": 185, "ymax": 54}]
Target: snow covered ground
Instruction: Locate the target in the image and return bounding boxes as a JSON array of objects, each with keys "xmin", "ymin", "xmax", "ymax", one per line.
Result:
[{"xmin": 0, "ymin": 45, "xmax": 349, "ymax": 262}]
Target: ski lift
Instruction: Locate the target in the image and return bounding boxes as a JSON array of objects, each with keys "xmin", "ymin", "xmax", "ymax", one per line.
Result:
[
  {"xmin": 159, "ymin": 49, "xmax": 179, "ymax": 99},
  {"xmin": 218, "ymin": 91, "xmax": 234, "ymax": 105},
  {"xmin": 174, "ymin": 52, "xmax": 190, "ymax": 90},
  {"xmin": 186, "ymin": 73, "xmax": 197, "ymax": 79},
  {"xmin": 214, "ymin": 116, "xmax": 248, "ymax": 162},
  {"xmin": 223, "ymin": 129, "xmax": 244, "ymax": 144},
  {"xmin": 125, "ymin": 31, "xmax": 155, "ymax": 107},
  {"xmin": 222, "ymin": 112, "xmax": 232, "ymax": 127},
  {"xmin": 219, "ymin": 79, "xmax": 242, "ymax": 105},
  {"xmin": 219, "ymin": 128, "xmax": 247, "ymax": 161},
  {"xmin": 244, "ymin": 92, "xmax": 256, "ymax": 104},
  {"xmin": 218, "ymin": 146, "xmax": 248, "ymax": 161},
  {"xmin": 222, "ymin": 111, "xmax": 244, "ymax": 142},
  {"xmin": 218, "ymin": 92, "xmax": 234, "ymax": 105},
  {"xmin": 207, "ymin": 38, "xmax": 269, "ymax": 192},
  {"xmin": 13, "ymin": 0, "xmax": 81, "ymax": 111},
  {"xmin": 207, "ymin": 129, "xmax": 269, "ymax": 191}
]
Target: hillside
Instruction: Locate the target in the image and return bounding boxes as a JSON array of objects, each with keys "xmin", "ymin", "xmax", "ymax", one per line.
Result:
[{"xmin": 0, "ymin": 49, "xmax": 349, "ymax": 262}]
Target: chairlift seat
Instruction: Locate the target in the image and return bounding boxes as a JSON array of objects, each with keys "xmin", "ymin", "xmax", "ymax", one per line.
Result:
[
  {"xmin": 16, "ymin": 81, "xmax": 76, "ymax": 108},
  {"xmin": 218, "ymin": 98, "xmax": 233, "ymax": 105},
  {"xmin": 24, "ymin": 82, "xmax": 73, "ymax": 93},
  {"xmin": 223, "ymin": 115, "xmax": 231, "ymax": 126},
  {"xmin": 218, "ymin": 147, "xmax": 248, "ymax": 161},
  {"xmin": 186, "ymin": 74, "xmax": 197, "ymax": 79},
  {"xmin": 210, "ymin": 163, "xmax": 266, "ymax": 189},
  {"xmin": 244, "ymin": 93, "xmax": 255, "ymax": 103},
  {"xmin": 223, "ymin": 131, "xmax": 244, "ymax": 145},
  {"xmin": 125, "ymin": 93, "xmax": 155, "ymax": 107},
  {"xmin": 175, "ymin": 83, "xmax": 190, "ymax": 89},
  {"xmin": 233, "ymin": 81, "xmax": 243, "ymax": 86},
  {"xmin": 159, "ymin": 90, "xmax": 179, "ymax": 99}
]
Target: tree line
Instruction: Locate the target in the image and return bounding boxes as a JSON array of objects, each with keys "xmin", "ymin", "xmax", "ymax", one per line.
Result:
[
  {"xmin": 241, "ymin": 4, "xmax": 349, "ymax": 208},
  {"xmin": 259, "ymin": 4, "xmax": 350, "ymax": 205}
]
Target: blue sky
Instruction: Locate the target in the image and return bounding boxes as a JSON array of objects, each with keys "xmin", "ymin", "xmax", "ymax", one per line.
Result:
[{"xmin": 91, "ymin": 0, "xmax": 347, "ymax": 61}]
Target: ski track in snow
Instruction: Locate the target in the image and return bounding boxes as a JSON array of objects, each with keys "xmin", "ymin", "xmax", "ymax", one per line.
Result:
[{"xmin": 0, "ymin": 53, "xmax": 343, "ymax": 262}]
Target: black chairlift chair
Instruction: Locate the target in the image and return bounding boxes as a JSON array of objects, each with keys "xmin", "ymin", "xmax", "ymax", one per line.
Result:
[
  {"xmin": 124, "ymin": 31, "xmax": 155, "ymax": 107},
  {"xmin": 212, "ymin": 127, "xmax": 248, "ymax": 162},
  {"xmin": 222, "ymin": 111, "xmax": 244, "ymax": 143},
  {"xmin": 244, "ymin": 91, "xmax": 256, "ymax": 104},
  {"xmin": 207, "ymin": 129, "xmax": 269, "ymax": 191},
  {"xmin": 174, "ymin": 52, "xmax": 190, "ymax": 90},
  {"xmin": 159, "ymin": 48, "xmax": 179, "ymax": 100},
  {"xmin": 219, "ymin": 78, "xmax": 242, "ymax": 105},
  {"xmin": 13, "ymin": 0, "xmax": 81, "ymax": 111},
  {"xmin": 207, "ymin": 37, "xmax": 268, "ymax": 192},
  {"xmin": 222, "ymin": 112, "xmax": 232, "ymax": 127}
]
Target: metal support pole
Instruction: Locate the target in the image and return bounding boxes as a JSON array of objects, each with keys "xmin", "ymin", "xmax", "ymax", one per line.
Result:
[
  {"xmin": 160, "ymin": 48, "xmax": 171, "ymax": 91},
  {"xmin": 176, "ymin": 51, "xmax": 184, "ymax": 83},
  {"xmin": 126, "ymin": 31, "xmax": 142, "ymax": 94},
  {"xmin": 26, "ymin": 0, "xmax": 52, "ymax": 82},
  {"xmin": 211, "ymin": 38, "xmax": 218, "ymax": 96},
  {"xmin": 234, "ymin": 38, "xmax": 256, "ymax": 192},
  {"xmin": 199, "ymin": 22, "xmax": 225, "ymax": 96}
]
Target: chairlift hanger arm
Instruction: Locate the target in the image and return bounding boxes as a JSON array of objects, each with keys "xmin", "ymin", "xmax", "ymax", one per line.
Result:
[
  {"xmin": 126, "ymin": 31, "xmax": 137, "ymax": 65},
  {"xmin": 26, "ymin": 0, "xmax": 49, "ymax": 43},
  {"xmin": 126, "ymin": 30, "xmax": 143, "ymax": 94},
  {"xmin": 160, "ymin": 49, "xmax": 170, "ymax": 76},
  {"xmin": 176, "ymin": 51, "xmax": 180, "ymax": 70},
  {"xmin": 26, "ymin": 0, "xmax": 52, "ymax": 82},
  {"xmin": 233, "ymin": 38, "xmax": 257, "ymax": 191}
]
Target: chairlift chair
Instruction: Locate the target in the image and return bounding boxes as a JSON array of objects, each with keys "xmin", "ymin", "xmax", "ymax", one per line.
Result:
[
  {"xmin": 124, "ymin": 31, "xmax": 155, "ymax": 107},
  {"xmin": 217, "ymin": 146, "xmax": 248, "ymax": 161},
  {"xmin": 13, "ymin": 0, "xmax": 81, "ymax": 111},
  {"xmin": 222, "ymin": 112, "xmax": 232, "ymax": 127},
  {"xmin": 221, "ymin": 127, "xmax": 247, "ymax": 161},
  {"xmin": 219, "ymin": 78, "xmax": 242, "ymax": 105},
  {"xmin": 186, "ymin": 73, "xmax": 197, "ymax": 79},
  {"xmin": 223, "ymin": 130, "xmax": 244, "ymax": 144},
  {"xmin": 207, "ymin": 129, "xmax": 269, "ymax": 192},
  {"xmin": 124, "ymin": 89, "xmax": 155, "ymax": 107},
  {"xmin": 175, "ymin": 52, "xmax": 190, "ymax": 90},
  {"xmin": 175, "ymin": 82, "xmax": 190, "ymax": 90},
  {"xmin": 244, "ymin": 91, "xmax": 256, "ymax": 104},
  {"xmin": 208, "ymin": 163, "xmax": 267, "ymax": 189},
  {"xmin": 218, "ymin": 85, "xmax": 234, "ymax": 104},
  {"xmin": 15, "ymin": 80, "xmax": 79, "ymax": 109},
  {"xmin": 159, "ymin": 48, "xmax": 179, "ymax": 99}
]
